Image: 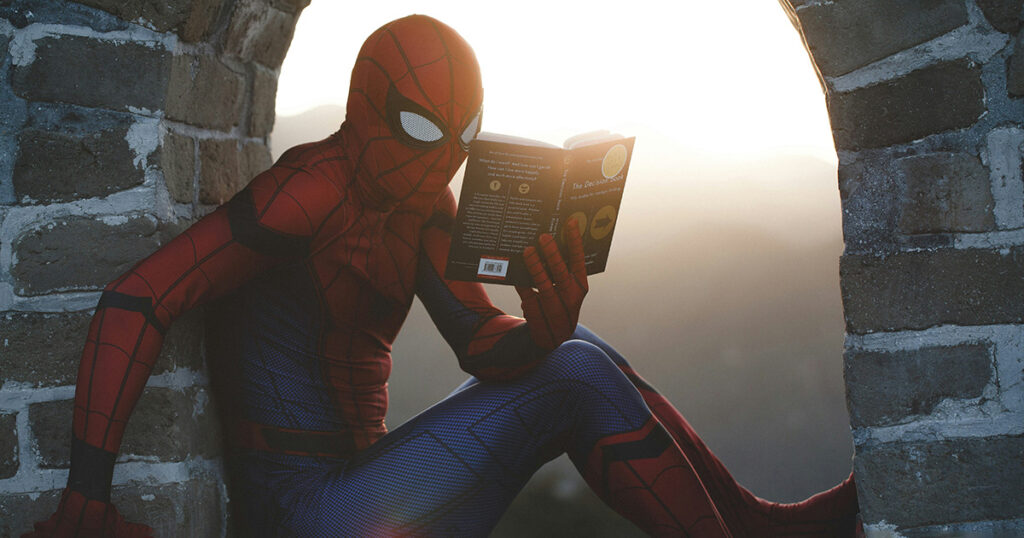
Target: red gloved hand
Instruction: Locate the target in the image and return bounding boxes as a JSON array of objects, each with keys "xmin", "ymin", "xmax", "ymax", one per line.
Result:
[
  {"xmin": 515, "ymin": 219, "xmax": 589, "ymax": 350},
  {"xmin": 23, "ymin": 489, "xmax": 153, "ymax": 538}
]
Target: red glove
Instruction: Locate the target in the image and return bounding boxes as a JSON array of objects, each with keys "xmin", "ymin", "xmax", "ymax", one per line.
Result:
[
  {"xmin": 23, "ymin": 489, "xmax": 153, "ymax": 538},
  {"xmin": 515, "ymin": 219, "xmax": 589, "ymax": 350}
]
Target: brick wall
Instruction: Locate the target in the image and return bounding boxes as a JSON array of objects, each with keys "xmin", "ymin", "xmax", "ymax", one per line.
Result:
[
  {"xmin": 782, "ymin": 0, "xmax": 1024, "ymax": 535},
  {"xmin": 0, "ymin": 1, "xmax": 305, "ymax": 535}
]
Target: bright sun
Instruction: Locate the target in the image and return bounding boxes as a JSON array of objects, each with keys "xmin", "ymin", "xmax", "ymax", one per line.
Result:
[{"xmin": 274, "ymin": 1, "xmax": 836, "ymax": 162}]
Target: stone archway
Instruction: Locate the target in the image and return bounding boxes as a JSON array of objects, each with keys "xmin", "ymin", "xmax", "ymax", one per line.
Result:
[
  {"xmin": 782, "ymin": 0, "xmax": 1024, "ymax": 535},
  {"xmin": 0, "ymin": 1, "xmax": 306, "ymax": 535},
  {"xmin": 2, "ymin": 1, "xmax": 1023, "ymax": 536}
]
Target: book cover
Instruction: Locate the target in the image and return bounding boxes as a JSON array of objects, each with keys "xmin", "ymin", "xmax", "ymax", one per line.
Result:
[{"xmin": 445, "ymin": 133, "xmax": 635, "ymax": 286}]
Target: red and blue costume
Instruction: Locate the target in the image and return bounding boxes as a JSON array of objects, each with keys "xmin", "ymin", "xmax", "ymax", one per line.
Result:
[{"xmin": 29, "ymin": 15, "xmax": 858, "ymax": 537}]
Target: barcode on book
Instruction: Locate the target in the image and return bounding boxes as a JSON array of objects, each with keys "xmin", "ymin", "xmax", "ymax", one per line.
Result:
[{"xmin": 477, "ymin": 257, "xmax": 509, "ymax": 279}]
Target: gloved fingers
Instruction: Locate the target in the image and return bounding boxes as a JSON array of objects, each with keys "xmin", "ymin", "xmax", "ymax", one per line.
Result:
[
  {"xmin": 566, "ymin": 219, "xmax": 588, "ymax": 290},
  {"xmin": 514, "ymin": 285, "xmax": 535, "ymax": 303},
  {"xmin": 523, "ymin": 245, "xmax": 554, "ymax": 296},
  {"xmin": 538, "ymin": 233, "xmax": 570, "ymax": 288}
]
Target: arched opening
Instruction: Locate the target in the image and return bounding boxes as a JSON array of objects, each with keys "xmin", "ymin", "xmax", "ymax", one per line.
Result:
[{"xmin": 270, "ymin": 3, "xmax": 850, "ymax": 535}]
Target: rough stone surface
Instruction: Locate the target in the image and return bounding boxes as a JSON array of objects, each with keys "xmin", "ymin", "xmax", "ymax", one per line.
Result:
[
  {"xmin": 855, "ymin": 436, "xmax": 1024, "ymax": 527},
  {"xmin": 70, "ymin": 0, "xmax": 190, "ymax": 33},
  {"xmin": 837, "ymin": 154, "xmax": 902, "ymax": 254},
  {"xmin": 827, "ymin": 60, "xmax": 985, "ymax": 150},
  {"xmin": 114, "ymin": 480, "xmax": 224, "ymax": 538},
  {"xmin": 897, "ymin": 153, "xmax": 995, "ymax": 234},
  {"xmin": 794, "ymin": 0, "xmax": 967, "ymax": 77},
  {"xmin": 0, "ymin": 311, "xmax": 92, "ymax": 387},
  {"xmin": 162, "ymin": 131, "xmax": 196, "ymax": 204},
  {"xmin": 1008, "ymin": 33, "xmax": 1024, "ymax": 97},
  {"xmin": 13, "ymin": 123, "xmax": 140, "ymax": 204},
  {"xmin": 900, "ymin": 519, "xmax": 1024, "ymax": 537},
  {"xmin": 181, "ymin": 0, "xmax": 228, "ymax": 42},
  {"xmin": 845, "ymin": 344, "xmax": 993, "ymax": 427},
  {"xmin": 166, "ymin": 54, "xmax": 244, "ymax": 131},
  {"xmin": 249, "ymin": 68, "xmax": 278, "ymax": 137},
  {"xmin": 977, "ymin": 0, "xmax": 1024, "ymax": 33},
  {"xmin": 31, "ymin": 387, "xmax": 215, "ymax": 468},
  {"xmin": 1, "ymin": 0, "xmax": 130, "ymax": 32},
  {"xmin": 270, "ymin": 0, "xmax": 311, "ymax": 14},
  {"xmin": 0, "ymin": 412, "xmax": 17, "ymax": 479},
  {"xmin": 12, "ymin": 35, "xmax": 170, "ymax": 112},
  {"xmin": 840, "ymin": 248, "xmax": 1024, "ymax": 333},
  {"xmin": 0, "ymin": 309, "xmax": 203, "ymax": 388},
  {"xmin": 12, "ymin": 215, "xmax": 162, "ymax": 296},
  {"xmin": 0, "ymin": 481, "xmax": 223, "ymax": 538},
  {"xmin": 241, "ymin": 141, "xmax": 273, "ymax": 184},
  {"xmin": 223, "ymin": 1, "xmax": 299, "ymax": 68},
  {"xmin": 199, "ymin": 138, "xmax": 241, "ymax": 205},
  {"xmin": 0, "ymin": 489, "xmax": 62, "ymax": 538}
]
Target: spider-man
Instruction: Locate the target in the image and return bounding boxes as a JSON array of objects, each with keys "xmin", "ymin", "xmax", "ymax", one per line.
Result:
[{"xmin": 27, "ymin": 14, "xmax": 859, "ymax": 538}]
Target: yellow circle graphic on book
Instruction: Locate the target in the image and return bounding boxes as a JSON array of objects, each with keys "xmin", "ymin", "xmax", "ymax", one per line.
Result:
[
  {"xmin": 590, "ymin": 205, "xmax": 617, "ymax": 240},
  {"xmin": 601, "ymin": 144, "xmax": 628, "ymax": 179},
  {"xmin": 489, "ymin": 180, "xmax": 502, "ymax": 191},
  {"xmin": 564, "ymin": 211, "xmax": 588, "ymax": 242},
  {"xmin": 518, "ymin": 183, "xmax": 531, "ymax": 195}
]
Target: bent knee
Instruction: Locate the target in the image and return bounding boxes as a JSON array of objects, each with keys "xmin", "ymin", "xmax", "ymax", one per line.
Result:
[{"xmin": 542, "ymin": 339, "xmax": 619, "ymax": 379}]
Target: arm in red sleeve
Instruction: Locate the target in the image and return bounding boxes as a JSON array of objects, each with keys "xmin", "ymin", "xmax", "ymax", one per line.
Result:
[
  {"xmin": 36, "ymin": 162, "xmax": 346, "ymax": 536},
  {"xmin": 415, "ymin": 189, "xmax": 559, "ymax": 381}
]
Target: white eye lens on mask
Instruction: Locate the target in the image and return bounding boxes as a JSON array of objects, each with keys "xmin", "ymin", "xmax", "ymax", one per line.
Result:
[
  {"xmin": 460, "ymin": 112, "xmax": 481, "ymax": 147},
  {"xmin": 400, "ymin": 111, "xmax": 444, "ymax": 143}
]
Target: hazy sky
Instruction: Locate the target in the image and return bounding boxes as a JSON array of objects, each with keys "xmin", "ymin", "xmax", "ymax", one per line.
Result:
[{"xmin": 276, "ymin": 1, "xmax": 837, "ymax": 162}]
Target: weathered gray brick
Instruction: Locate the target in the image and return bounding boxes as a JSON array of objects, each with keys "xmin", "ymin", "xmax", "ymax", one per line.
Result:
[
  {"xmin": 223, "ymin": 0, "xmax": 299, "ymax": 68},
  {"xmin": 162, "ymin": 131, "xmax": 196, "ymax": 204},
  {"xmin": 840, "ymin": 248, "xmax": 1024, "ymax": 333},
  {"xmin": 241, "ymin": 141, "xmax": 272, "ymax": 184},
  {"xmin": 897, "ymin": 153, "xmax": 995, "ymax": 234},
  {"xmin": 12, "ymin": 35, "xmax": 170, "ymax": 112},
  {"xmin": 2, "ymin": 0, "xmax": 130, "ymax": 32},
  {"xmin": 1008, "ymin": 33, "xmax": 1024, "ymax": 97},
  {"xmin": 0, "ymin": 412, "xmax": 17, "ymax": 479},
  {"xmin": 13, "ymin": 122, "xmax": 140, "ymax": 204},
  {"xmin": 199, "ymin": 138, "xmax": 241, "ymax": 205},
  {"xmin": 70, "ymin": 0, "xmax": 190, "ymax": 32},
  {"xmin": 249, "ymin": 68, "xmax": 278, "ymax": 137},
  {"xmin": 180, "ymin": 0, "xmax": 229, "ymax": 42},
  {"xmin": 12, "ymin": 215, "xmax": 161, "ymax": 296},
  {"xmin": 845, "ymin": 344, "xmax": 993, "ymax": 427},
  {"xmin": 270, "ymin": 0, "xmax": 310, "ymax": 14},
  {"xmin": 0, "ymin": 489, "xmax": 62, "ymax": 538},
  {"xmin": 0, "ymin": 480, "xmax": 223, "ymax": 538},
  {"xmin": 977, "ymin": 0, "xmax": 1023, "ymax": 33},
  {"xmin": 827, "ymin": 60, "xmax": 985, "ymax": 150},
  {"xmin": 855, "ymin": 436, "xmax": 1024, "ymax": 528},
  {"xmin": 0, "ymin": 311, "xmax": 91, "ymax": 387},
  {"xmin": 166, "ymin": 54, "xmax": 244, "ymax": 131},
  {"xmin": 31, "ymin": 386, "xmax": 218, "ymax": 468},
  {"xmin": 114, "ymin": 479, "xmax": 224, "ymax": 538},
  {"xmin": 793, "ymin": 0, "xmax": 967, "ymax": 77},
  {"xmin": 0, "ymin": 309, "xmax": 204, "ymax": 388}
]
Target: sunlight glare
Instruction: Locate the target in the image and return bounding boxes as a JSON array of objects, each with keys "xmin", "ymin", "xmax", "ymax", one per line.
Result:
[{"xmin": 275, "ymin": 1, "xmax": 836, "ymax": 162}]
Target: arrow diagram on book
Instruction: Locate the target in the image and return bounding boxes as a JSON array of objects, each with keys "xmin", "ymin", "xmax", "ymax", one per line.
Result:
[{"xmin": 590, "ymin": 205, "xmax": 617, "ymax": 240}]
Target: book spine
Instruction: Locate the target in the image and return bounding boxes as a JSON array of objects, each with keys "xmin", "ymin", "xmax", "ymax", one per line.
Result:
[{"xmin": 550, "ymin": 151, "xmax": 571, "ymax": 234}]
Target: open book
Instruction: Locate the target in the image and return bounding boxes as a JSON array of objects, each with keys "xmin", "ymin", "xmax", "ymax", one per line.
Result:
[{"xmin": 445, "ymin": 130, "xmax": 635, "ymax": 286}]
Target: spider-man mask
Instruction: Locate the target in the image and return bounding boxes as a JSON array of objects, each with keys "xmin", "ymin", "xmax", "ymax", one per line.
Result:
[{"xmin": 341, "ymin": 15, "xmax": 483, "ymax": 210}]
